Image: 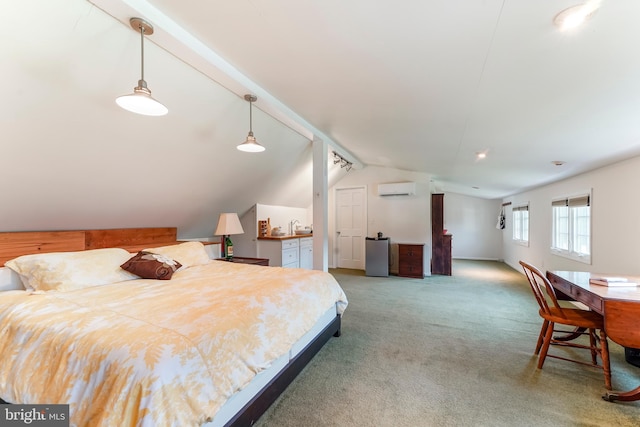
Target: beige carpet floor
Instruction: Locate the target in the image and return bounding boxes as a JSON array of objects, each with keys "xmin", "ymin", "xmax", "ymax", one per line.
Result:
[{"xmin": 254, "ymin": 260, "xmax": 640, "ymax": 427}]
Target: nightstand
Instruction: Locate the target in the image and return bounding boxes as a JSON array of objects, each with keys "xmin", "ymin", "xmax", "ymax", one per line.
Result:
[
  {"xmin": 216, "ymin": 256, "xmax": 269, "ymax": 266},
  {"xmin": 398, "ymin": 243, "xmax": 424, "ymax": 278}
]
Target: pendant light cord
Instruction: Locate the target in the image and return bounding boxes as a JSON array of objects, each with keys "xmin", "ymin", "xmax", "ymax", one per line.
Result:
[
  {"xmin": 249, "ymin": 99, "xmax": 253, "ymax": 133},
  {"xmin": 140, "ymin": 25, "xmax": 145, "ymax": 81}
]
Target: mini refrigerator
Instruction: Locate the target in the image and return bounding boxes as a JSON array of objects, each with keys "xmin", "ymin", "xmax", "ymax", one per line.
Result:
[{"xmin": 365, "ymin": 237, "xmax": 390, "ymax": 277}]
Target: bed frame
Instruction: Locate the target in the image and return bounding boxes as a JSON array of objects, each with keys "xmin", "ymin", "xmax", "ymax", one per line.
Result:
[
  {"xmin": 0, "ymin": 227, "xmax": 341, "ymax": 426},
  {"xmin": 0, "ymin": 227, "xmax": 188, "ymax": 265}
]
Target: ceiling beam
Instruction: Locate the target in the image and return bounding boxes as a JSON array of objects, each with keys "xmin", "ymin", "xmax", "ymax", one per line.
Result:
[{"xmin": 87, "ymin": 0, "xmax": 363, "ymax": 168}]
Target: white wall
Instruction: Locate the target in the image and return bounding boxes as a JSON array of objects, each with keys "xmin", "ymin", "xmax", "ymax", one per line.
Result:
[
  {"xmin": 329, "ymin": 166, "xmax": 432, "ymax": 274},
  {"xmin": 234, "ymin": 204, "xmax": 311, "ymax": 258},
  {"xmin": 256, "ymin": 204, "xmax": 310, "ymax": 235},
  {"xmin": 503, "ymin": 155, "xmax": 640, "ymax": 275},
  {"xmin": 444, "ymin": 192, "xmax": 503, "ymax": 261},
  {"xmin": 0, "ymin": 0, "xmax": 316, "ymax": 240}
]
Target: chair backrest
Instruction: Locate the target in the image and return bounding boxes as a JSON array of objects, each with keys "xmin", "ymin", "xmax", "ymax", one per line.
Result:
[
  {"xmin": 603, "ymin": 299, "xmax": 640, "ymax": 348},
  {"xmin": 519, "ymin": 260, "xmax": 566, "ymax": 318}
]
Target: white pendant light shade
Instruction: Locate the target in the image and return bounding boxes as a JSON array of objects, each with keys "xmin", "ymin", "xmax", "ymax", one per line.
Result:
[
  {"xmin": 237, "ymin": 94, "xmax": 265, "ymax": 152},
  {"xmin": 237, "ymin": 132, "xmax": 265, "ymax": 152},
  {"xmin": 116, "ymin": 80, "xmax": 168, "ymax": 116},
  {"xmin": 117, "ymin": 18, "xmax": 167, "ymax": 116}
]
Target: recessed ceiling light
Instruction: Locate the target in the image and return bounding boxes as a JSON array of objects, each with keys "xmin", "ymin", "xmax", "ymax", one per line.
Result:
[
  {"xmin": 551, "ymin": 160, "xmax": 566, "ymax": 166},
  {"xmin": 553, "ymin": 2, "xmax": 600, "ymax": 31},
  {"xmin": 476, "ymin": 152, "xmax": 487, "ymax": 159}
]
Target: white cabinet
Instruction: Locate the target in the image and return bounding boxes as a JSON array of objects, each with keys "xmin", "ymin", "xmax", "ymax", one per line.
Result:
[
  {"xmin": 299, "ymin": 237, "xmax": 313, "ymax": 270},
  {"xmin": 258, "ymin": 238, "xmax": 299, "ymax": 268},
  {"xmin": 257, "ymin": 237, "xmax": 314, "ymax": 269},
  {"xmin": 281, "ymin": 239, "xmax": 299, "ymax": 268}
]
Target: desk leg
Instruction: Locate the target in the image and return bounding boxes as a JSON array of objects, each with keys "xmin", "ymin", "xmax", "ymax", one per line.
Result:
[
  {"xmin": 601, "ymin": 329, "xmax": 612, "ymax": 391},
  {"xmin": 603, "ymin": 386, "xmax": 640, "ymax": 402}
]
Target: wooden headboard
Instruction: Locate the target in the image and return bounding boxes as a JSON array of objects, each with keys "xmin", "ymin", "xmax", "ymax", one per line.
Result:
[{"xmin": 0, "ymin": 227, "xmax": 183, "ymax": 266}]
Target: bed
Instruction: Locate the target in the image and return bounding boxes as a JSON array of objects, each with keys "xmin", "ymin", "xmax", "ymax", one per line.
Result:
[{"xmin": 0, "ymin": 228, "xmax": 348, "ymax": 426}]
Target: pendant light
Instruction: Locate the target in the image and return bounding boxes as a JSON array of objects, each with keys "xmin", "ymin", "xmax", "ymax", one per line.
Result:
[
  {"xmin": 237, "ymin": 94, "xmax": 265, "ymax": 152},
  {"xmin": 116, "ymin": 18, "xmax": 168, "ymax": 116}
]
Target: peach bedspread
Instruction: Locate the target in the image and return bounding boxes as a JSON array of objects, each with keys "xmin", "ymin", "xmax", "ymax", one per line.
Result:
[{"xmin": 0, "ymin": 261, "xmax": 348, "ymax": 426}]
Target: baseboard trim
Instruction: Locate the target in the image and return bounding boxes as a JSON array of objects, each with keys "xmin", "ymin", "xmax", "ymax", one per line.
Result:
[{"xmin": 452, "ymin": 257, "xmax": 502, "ymax": 262}]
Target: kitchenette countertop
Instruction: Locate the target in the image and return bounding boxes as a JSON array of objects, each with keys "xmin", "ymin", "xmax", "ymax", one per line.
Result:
[{"xmin": 258, "ymin": 234, "xmax": 312, "ymax": 240}]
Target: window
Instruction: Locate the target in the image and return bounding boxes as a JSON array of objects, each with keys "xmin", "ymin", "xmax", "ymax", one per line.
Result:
[
  {"xmin": 512, "ymin": 204, "xmax": 529, "ymax": 246},
  {"xmin": 551, "ymin": 193, "xmax": 591, "ymax": 263}
]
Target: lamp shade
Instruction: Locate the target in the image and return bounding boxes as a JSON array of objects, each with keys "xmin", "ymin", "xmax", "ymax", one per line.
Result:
[
  {"xmin": 116, "ymin": 85, "xmax": 168, "ymax": 116},
  {"xmin": 237, "ymin": 133, "xmax": 265, "ymax": 152},
  {"xmin": 215, "ymin": 213, "xmax": 245, "ymax": 236}
]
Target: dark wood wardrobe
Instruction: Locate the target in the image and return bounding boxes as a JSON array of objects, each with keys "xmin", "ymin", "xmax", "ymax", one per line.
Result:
[{"xmin": 431, "ymin": 193, "xmax": 452, "ymax": 275}]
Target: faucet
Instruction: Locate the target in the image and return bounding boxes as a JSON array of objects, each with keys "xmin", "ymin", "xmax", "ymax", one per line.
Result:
[{"xmin": 289, "ymin": 219, "xmax": 300, "ymax": 235}]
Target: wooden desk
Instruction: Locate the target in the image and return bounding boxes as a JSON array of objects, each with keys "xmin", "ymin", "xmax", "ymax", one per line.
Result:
[
  {"xmin": 546, "ymin": 270, "xmax": 640, "ymax": 315},
  {"xmin": 547, "ymin": 270, "xmax": 640, "ymax": 402}
]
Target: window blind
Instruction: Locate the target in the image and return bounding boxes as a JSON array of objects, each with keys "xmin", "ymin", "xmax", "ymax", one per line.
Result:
[
  {"xmin": 568, "ymin": 194, "xmax": 590, "ymax": 207},
  {"xmin": 552, "ymin": 194, "xmax": 590, "ymax": 207}
]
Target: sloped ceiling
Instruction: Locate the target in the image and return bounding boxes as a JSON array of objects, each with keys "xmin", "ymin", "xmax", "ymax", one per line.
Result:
[
  {"xmin": 1, "ymin": 0, "xmax": 349, "ymax": 237},
  {"xmin": 3, "ymin": 0, "xmax": 640, "ymax": 237},
  {"xmin": 91, "ymin": 0, "xmax": 640, "ymax": 198}
]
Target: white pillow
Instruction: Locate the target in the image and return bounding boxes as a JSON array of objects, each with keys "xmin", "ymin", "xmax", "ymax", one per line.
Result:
[
  {"xmin": 143, "ymin": 241, "xmax": 210, "ymax": 269},
  {"xmin": 0, "ymin": 267, "xmax": 25, "ymax": 291},
  {"xmin": 5, "ymin": 248, "xmax": 138, "ymax": 292}
]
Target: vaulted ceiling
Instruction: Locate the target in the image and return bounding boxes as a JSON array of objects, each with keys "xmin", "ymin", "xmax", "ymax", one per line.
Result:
[
  {"xmin": 3, "ymin": 0, "xmax": 639, "ymax": 237},
  {"xmin": 92, "ymin": 0, "xmax": 640, "ymax": 198}
]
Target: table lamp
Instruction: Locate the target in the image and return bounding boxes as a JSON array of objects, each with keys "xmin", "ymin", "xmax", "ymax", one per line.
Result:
[{"xmin": 215, "ymin": 213, "xmax": 244, "ymax": 259}]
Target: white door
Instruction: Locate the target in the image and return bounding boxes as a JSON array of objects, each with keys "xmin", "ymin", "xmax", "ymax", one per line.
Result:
[{"xmin": 336, "ymin": 187, "xmax": 366, "ymax": 269}]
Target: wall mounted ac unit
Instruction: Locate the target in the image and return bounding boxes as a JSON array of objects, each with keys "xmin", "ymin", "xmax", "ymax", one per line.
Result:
[{"xmin": 377, "ymin": 182, "xmax": 417, "ymax": 196}]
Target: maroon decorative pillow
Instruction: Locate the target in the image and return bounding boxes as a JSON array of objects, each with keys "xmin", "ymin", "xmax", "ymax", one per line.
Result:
[{"xmin": 120, "ymin": 251, "xmax": 182, "ymax": 280}]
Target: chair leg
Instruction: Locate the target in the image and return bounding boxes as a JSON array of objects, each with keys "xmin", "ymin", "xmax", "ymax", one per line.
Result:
[
  {"xmin": 535, "ymin": 320, "xmax": 549, "ymax": 355},
  {"xmin": 599, "ymin": 329, "xmax": 611, "ymax": 391},
  {"xmin": 538, "ymin": 321, "xmax": 554, "ymax": 369}
]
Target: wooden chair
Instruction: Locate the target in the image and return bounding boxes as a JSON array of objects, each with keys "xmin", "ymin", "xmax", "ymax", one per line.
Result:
[
  {"xmin": 602, "ymin": 299, "xmax": 640, "ymax": 402},
  {"xmin": 519, "ymin": 261, "xmax": 611, "ymax": 390}
]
